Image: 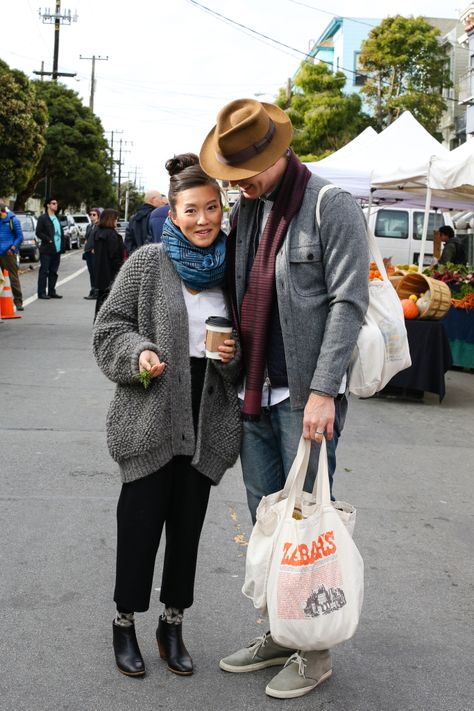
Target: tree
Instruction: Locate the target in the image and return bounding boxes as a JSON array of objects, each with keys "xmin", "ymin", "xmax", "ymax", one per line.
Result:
[
  {"xmin": 0, "ymin": 60, "xmax": 47, "ymax": 198},
  {"xmin": 359, "ymin": 15, "xmax": 452, "ymax": 133},
  {"xmin": 275, "ymin": 61, "xmax": 371, "ymax": 162},
  {"xmin": 14, "ymin": 81, "xmax": 115, "ymax": 211}
]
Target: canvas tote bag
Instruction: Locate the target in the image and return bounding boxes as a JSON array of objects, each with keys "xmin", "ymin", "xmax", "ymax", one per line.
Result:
[
  {"xmin": 316, "ymin": 185, "xmax": 411, "ymax": 397},
  {"xmin": 242, "ymin": 436, "xmax": 357, "ymax": 614},
  {"xmin": 266, "ymin": 436, "xmax": 364, "ymax": 651}
]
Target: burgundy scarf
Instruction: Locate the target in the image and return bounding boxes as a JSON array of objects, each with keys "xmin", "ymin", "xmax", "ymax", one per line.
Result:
[{"xmin": 227, "ymin": 151, "xmax": 311, "ymax": 419}]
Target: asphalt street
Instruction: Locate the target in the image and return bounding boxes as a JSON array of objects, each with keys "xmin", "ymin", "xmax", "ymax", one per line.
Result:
[{"xmin": 1, "ymin": 252, "xmax": 473, "ymax": 711}]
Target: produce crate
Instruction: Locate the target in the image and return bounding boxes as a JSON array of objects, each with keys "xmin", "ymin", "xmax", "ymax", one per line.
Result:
[{"xmin": 396, "ymin": 272, "xmax": 451, "ymax": 320}]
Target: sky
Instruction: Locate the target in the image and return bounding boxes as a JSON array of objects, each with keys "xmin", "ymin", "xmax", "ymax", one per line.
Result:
[{"xmin": 2, "ymin": 0, "xmax": 468, "ymax": 195}]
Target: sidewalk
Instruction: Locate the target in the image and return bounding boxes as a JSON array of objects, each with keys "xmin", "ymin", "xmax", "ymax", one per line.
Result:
[{"xmin": 0, "ymin": 266, "xmax": 473, "ymax": 710}]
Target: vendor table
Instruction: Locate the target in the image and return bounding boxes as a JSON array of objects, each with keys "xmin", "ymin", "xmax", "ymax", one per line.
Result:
[
  {"xmin": 382, "ymin": 319, "xmax": 452, "ymax": 401},
  {"xmin": 441, "ymin": 307, "xmax": 474, "ymax": 369}
]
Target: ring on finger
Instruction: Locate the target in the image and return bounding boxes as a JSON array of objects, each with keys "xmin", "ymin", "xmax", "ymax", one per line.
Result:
[{"xmin": 315, "ymin": 430, "xmax": 325, "ymax": 435}]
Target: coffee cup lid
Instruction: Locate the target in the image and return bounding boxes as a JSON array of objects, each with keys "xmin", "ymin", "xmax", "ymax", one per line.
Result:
[{"xmin": 205, "ymin": 316, "xmax": 232, "ymax": 327}]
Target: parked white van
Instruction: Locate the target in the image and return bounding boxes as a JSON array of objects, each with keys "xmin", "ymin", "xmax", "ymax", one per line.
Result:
[{"xmin": 365, "ymin": 206, "xmax": 454, "ymax": 266}]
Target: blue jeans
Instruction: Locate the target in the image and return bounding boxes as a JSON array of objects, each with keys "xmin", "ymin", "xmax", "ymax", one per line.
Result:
[{"xmin": 240, "ymin": 396, "xmax": 348, "ymax": 523}]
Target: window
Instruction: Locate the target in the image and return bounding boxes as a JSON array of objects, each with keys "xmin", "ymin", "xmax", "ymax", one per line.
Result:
[
  {"xmin": 413, "ymin": 212, "xmax": 443, "ymax": 240},
  {"xmin": 354, "ymin": 51, "xmax": 366, "ymax": 87},
  {"xmin": 374, "ymin": 210, "xmax": 409, "ymax": 239},
  {"xmin": 17, "ymin": 215, "xmax": 34, "ymax": 231}
]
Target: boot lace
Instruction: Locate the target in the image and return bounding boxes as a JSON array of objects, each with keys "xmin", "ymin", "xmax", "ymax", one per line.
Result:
[
  {"xmin": 284, "ymin": 651, "xmax": 307, "ymax": 677},
  {"xmin": 248, "ymin": 633, "xmax": 270, "ymax": 659}
]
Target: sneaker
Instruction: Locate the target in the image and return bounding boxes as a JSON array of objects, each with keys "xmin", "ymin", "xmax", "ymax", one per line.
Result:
[
  {"xmin": 265, "ymin": 650, "xmax": 332, "ymax": 699},
  {"xmin": 219, "ymin": 632, "xmax": 295, "ymax": 673}
]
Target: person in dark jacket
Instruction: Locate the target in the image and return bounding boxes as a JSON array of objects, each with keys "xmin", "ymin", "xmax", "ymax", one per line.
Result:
[
  {"xmin": 438, "ymin": 225, "xmax": 467, "ymax": 265},
  {"xmin": 82, "ymin": 207, "xmax": 102, "ymax": 299},
  {"xmin": 35, "ymin": 197, "xmax": 65, "ymax": 299},
  {"xmin": 93, "ymin": 209, "xmax": 124, "ymax": 319},
  {"xmin": 124, "ymin": 191, "xmax": 163, "ymax": 255},
  {"xmin": 149, "ymin": 200, "xmax": 169, "ymax": 243}
]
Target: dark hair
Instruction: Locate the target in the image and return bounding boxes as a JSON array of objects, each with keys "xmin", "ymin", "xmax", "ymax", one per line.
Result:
[
  {"xmin": 439, "ymin": 225, "xmax": 454, "ymax": 240},
  {"xmin": 165, "ymin": 152, "xmax": 222, "ymax": 213},
  {"xmin": 99, "ymin": 208, "xmax": 119, "ymax": 229},
  {"xmin": 44, "ymin": 196, "xmax": 58, "ymax": 209}
]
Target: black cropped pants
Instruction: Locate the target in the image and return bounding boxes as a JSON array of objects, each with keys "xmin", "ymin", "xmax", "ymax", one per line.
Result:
[{"xmin": 114, "ymin": 358, "xmax": 211, "ymax": 613}]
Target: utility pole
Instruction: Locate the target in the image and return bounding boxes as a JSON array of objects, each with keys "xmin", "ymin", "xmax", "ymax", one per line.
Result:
[
  {"xmin": 116, "ymin": 139, "xmax": 131, "ymax": 209},
  {"xmin": 79, "ymin": 54, "xmax": 109, "ymax": 112},
  {"xmin": 34, "ymin": 2, "xmax": 78, "ymax": 81},
  {"xmin": 105, "ymin": 129, "xmax": 124, "ymax": 185}
]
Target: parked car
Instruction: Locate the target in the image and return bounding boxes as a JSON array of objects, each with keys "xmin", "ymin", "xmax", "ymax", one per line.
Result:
[
  {"xmin": 16, "ymin": 212, "xmax": 40, "ymax": 262},
  {"xmin": 58, "ymin": 214, "xmax": 81, "ymax": 250},
  {"xmin": 116, "ymin": 220, "xmax": 129, "ymax": 237},
  {"xmin": 72, "ymin": 213, "xmax": 91, "ymax": 247},
  {"xmin": 364, "ymin": 206, "xmax": 454, "ymax": 266}
]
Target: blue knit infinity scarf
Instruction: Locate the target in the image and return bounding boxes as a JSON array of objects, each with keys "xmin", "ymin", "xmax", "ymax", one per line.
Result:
[{"xmin": 161, "ymin": 216, "xmax": 226, "ymax": 291}]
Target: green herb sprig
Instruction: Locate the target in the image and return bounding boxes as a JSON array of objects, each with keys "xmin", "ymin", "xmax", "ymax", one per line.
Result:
[{"xmin": 136, "ymin": 369, "xmax": 152, "ymax": 389}]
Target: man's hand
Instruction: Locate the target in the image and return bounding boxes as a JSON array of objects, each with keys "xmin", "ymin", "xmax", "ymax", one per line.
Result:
[{"xmin": 303, "ymin": 392, "xmax": 335, "ymax": 442}]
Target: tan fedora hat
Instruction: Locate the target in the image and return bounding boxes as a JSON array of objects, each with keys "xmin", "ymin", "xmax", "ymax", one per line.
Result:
[{"xmin": 200, "ymin": 98, "xmax": 292, "ymax": 181}]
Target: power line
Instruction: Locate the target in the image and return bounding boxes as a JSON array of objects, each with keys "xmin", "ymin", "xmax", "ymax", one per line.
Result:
[{"xmin": 286, "ymin": 0, "xmax": 381, "ymax": 30}]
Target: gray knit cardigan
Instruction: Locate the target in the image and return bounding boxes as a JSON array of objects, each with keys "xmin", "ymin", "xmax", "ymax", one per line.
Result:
[{"xmin": 92, "ymin": 244, "xmax": 242, "ymax": 485}]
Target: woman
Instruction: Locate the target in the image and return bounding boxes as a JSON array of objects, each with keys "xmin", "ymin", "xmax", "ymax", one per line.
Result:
[
  {"xmin": 82, "ymin": 207, "xmax": 102, "ymax": 300},
  {"xmin": 92, "ymin": 153, "xmax": 241, "ymax": 679},
  {"xmin": 93, "ymin": 208, "xmax": 124, "ymax": 318}
]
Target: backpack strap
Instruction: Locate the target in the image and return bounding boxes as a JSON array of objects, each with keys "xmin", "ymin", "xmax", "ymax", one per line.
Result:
[{"xmin": 315, "ymin": 184, "xmax": 339, "ymax": 227}]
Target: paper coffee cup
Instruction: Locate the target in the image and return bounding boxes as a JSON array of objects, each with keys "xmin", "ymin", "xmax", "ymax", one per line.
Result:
[{"xmin": 205, "ymin": 316, "xmax": 233, "ymax": 359}]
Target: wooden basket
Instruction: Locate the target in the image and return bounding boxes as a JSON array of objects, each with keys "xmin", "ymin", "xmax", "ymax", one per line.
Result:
[{"xmin": 395, "ymin": 272, "xmax": 451, "ymax": 320}]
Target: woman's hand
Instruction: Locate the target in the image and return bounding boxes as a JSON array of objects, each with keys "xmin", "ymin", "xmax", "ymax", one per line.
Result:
[
  {"xmin": 139, "ymin": 350, "xmax": 166, "ymax": 378},
  {"xmin": 217, "ymin": 338, "xmax": 236, "ymax": 364}
]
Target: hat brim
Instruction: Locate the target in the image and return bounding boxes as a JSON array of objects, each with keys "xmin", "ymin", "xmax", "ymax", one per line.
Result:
[{"xmin": 199, "ymin": 103, "xmax": 292, "ymax": 181}]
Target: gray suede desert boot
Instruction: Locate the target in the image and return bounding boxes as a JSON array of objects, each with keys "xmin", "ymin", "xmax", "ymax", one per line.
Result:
[
  {"xmin": 219, "ymin": 632, "xmax": 295, "ymax": 673},
  {"xmin": 265, "ymin": 649, "xmax": 332, "ymax": 698}
]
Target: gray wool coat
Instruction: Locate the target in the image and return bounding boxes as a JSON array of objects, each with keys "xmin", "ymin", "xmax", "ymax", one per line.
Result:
[
  {"xmin": 234, "ymin": 173, "xmax": 370, "ymax": 404},
  {"xmin": 92, "ymin": 244, "xmax": 242, "ymax": 485}
]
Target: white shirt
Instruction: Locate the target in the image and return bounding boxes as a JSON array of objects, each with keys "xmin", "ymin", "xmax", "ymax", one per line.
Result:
[{"xmin": 181, "ymin": 283, "xmax": 228, "ymax": 358}]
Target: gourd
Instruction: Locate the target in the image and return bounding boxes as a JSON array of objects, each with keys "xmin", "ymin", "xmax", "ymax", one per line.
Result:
[{"xmin": 401, "ymin": 298, "xmax": 419, "ymax": 319}]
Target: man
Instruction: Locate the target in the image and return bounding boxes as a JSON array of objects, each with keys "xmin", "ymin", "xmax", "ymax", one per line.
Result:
[
  {"xmin": 0, "ymin": 202, "xmax": 24, "ymax": 311},
  {"xmin": 36, "ymin": 197, "xmax": 64, "ymax": 299},
  {"xmin": 199, "ymin": 99, "xmax": 369, "ymax": 699},
  {"xmin": 124, "ymin": 190, "xmax": 163, "ymax": 255},
  {"xmin": 149, "ymin": 195, "xmax": 169, "ymax": 244},
  {"xmin": 438, "ymin": 225, "xmax": 467, "ymax": 265}
]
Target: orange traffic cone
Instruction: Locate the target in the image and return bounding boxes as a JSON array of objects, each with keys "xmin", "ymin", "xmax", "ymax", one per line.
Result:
[{"xmin": 0, "ymin": 270, "xmax": 22, "ymax": 319}]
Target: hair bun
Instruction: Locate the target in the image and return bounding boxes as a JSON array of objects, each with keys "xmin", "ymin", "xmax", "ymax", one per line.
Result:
[{"xmin": 165, "ymin": 153, "xmax": 200, "ymax": 177}]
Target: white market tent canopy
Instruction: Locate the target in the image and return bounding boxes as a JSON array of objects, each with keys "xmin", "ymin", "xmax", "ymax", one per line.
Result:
[{"xmin": 307, "ymin": 111, "xmax": 474, "ymax": 267}]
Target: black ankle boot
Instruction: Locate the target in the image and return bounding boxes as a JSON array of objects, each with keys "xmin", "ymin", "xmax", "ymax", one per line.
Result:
[
  {"xmin": 112, "ymin": 620, "xmax": 145, "ymax": 677},
  {"xmin": 156, "ymin": 616, "xmax": 193, "ymax": 675}
]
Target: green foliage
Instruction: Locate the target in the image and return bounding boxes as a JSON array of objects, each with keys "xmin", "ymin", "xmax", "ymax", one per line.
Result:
[
  {"xmin": 359, "ymin": 15, "xmax": 452, "ymax": 132},
  {"xmin": 0, "ymin": 60, "xmax": 47, "ymax": 196},
  {"xmin": 275, "ymin": 61, "xmax": 371, "ymax": 161},
  {"xmin": 14, "ymin": 81, "xmax": 115, "ymax": 210}
]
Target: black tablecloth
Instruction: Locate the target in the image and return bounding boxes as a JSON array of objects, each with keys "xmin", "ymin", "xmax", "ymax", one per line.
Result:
[{"xmin": 385, "ymin": 320, "xmax": 452, "ymax": 400}]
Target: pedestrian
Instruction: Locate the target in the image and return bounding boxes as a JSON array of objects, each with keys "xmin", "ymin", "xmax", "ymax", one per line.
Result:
[
  {"xmin": 92, "ymin": 152, "xmax": 241, "ymax": 679},
  {"xmin": 124, "ymin": 190, "xmax": 163, "ymax": 255},
  {"xmin": 93, "ymin": 209, "xmax": 124, "ymax": 319},
  {"xmin": 35, "ymin": 197, "xmax": 64, "ymax": 300},
  {"xmin": 199, "ymin": 98, "xmax": 369, "ymax": 699},
  {"xmin": 82, "ymin": 207, "xmax": 102, "ymax": 299},
  {"xmin": 149, "ymin": 195, "xmax": 169, "ymax": 244},
  {"xmin": 0, "ymin": 201, "xmax": 24, "ymax": 311},
  {"xmin": 438, "ymin": 225, "xmax": 467, "ymax": 265}
]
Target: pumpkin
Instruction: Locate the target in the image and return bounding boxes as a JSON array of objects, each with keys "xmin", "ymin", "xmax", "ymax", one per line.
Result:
[{"xmin": 401, "ymin": 298, "xmax": 419, "ymax": 319}]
